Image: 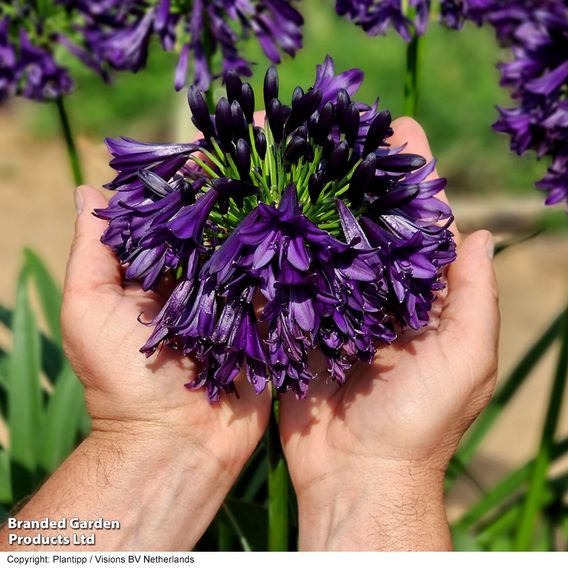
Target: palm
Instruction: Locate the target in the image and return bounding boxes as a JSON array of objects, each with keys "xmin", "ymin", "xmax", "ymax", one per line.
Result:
[
  {"xmin": 280, "ymin": 287, "xmax": 496, "ymax": 494},
  {"xmin": 62, "ymin": 191, "xmax": 271, "ymax": 476}
]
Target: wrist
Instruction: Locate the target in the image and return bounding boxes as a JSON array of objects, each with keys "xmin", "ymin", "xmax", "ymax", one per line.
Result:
[
  {"xmin": 6, "ymin": 427, "xmax": 235, "ymax": 550},
  {"xmin": 296, "ymin": 458, "xmax": 451, "ymax": 551}
]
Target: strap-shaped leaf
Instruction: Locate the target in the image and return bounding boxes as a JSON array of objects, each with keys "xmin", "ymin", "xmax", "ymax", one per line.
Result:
[{"xmin": 8, "ymin": 267, "xmax": 43, "ymax": 474}]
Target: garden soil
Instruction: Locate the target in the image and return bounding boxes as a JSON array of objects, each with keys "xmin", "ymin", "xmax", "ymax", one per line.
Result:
[{"xmin": 1, "ymin": 105, "xmax": 567, "ymax": 521}]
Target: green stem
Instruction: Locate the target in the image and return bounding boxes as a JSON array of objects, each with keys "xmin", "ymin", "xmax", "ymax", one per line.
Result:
[
  {"xmin": 221, "ymin": 502, "xmax": 252, "ymax": 552},
  {"xmin": 403, "ymin": 32, "xmax": 422, "ymax": 117},
  {"xmin": 55, "ymin": 97, "xmax": 84, "ymax": 186},
  {"xmin": 267, "ymin": 397, "xmax": 289, "ymax": 551},
  {"xmin": 515, "ymin": 306, "xmax": 568, "ymax": 550}
]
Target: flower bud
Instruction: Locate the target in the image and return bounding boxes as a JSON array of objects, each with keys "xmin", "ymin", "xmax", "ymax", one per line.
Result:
[
  {"xmin": 344, "ymin": 103, "xmax": 360, "ymax": 148},
  {"xmin": 308, "ymin": 170, "xmax": 326, "ymax": 205},
  {"xmin": 335, "ymin": 89, "xmax": 351, "ymax": 120},
  {"xmin": 292, "ymin": 86, "xmax": 304, "ymax": 106},
  {"xmin": 264, "ymin": 66, "xmax": 279, "ymax": 110},
  {"xmin": 254, "ymin": 128, "xmax": 267, "ymax": 159},
  {"xmin": 368, "ymin": 184, "xmax": 420, "ymax": 214},
  {"xmin": 375, "ymin": 153, "xmax": 426, "ymax": 173},
  {"xmin": 286, "ymin": 89, "xmax": 322, "ymax": 134},
  {"xmin": 215, "ymin": 97, "xmax": 233, "ymax": 150},
  {"xmin": 348, "ymin": 154, "xmax": 376, "ymax": 207},
  {"xmin": 231, "ymin": 100, "xmax": 247, "ymax": 139},
  {"xmin": 284, "ymin": 136, "xmax": 309, "ymax": 164},
  {"xmin": 267, "ymin": 98, "xmax": 284, "ymax": 143},
  {"xmin": 328, "ymin": 140, "xmax": 350, "ymax": 178},
  {"xmin": 225, "ymin": 70, "xmax": 243, "ymax": 104},
  {"xmin": 235, "ymin": 138, "xmax": 251, "ymax": 180},
  {"xmin": 241, "ymin": 82, "xmax": 255, "ymax": 123},
  {"xmin": 362, "ymin": 110, "xmax": 392, "ymax": 156},
  {"xmin": 188, "ymin": 86, "xmax": 215, "ymax": 140}
]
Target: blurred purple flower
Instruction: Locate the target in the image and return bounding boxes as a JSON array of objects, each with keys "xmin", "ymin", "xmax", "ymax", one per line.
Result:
[
  {"xmin": 99, "ymin": 56, "xmax": 456, "ymax": 401},
  {"xmin": 74, "ymin": 0, "xmax": 304, "ymax": 90},
  {"xmin": 486, "ymin": 1, "xmax": 568, "ymax": 208}
]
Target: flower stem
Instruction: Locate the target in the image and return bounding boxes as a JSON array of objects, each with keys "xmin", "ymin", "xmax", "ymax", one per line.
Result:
[
  {"xmin": 55, "ymin": 96, "xmax": 84, "ymax": 186},
  {"xmin": 514, "ymin": 304, "xmax": 568, "ymax": 550},
  {"xmin": 403, "ymin": 32, "xmax": 422, "ymax": 118},
  {"xmin": 267, "ymin": 396, "xmax": 289, "ymax": 551}
]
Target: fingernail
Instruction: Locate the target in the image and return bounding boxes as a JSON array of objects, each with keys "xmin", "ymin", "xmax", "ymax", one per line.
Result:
[
  {"xmin": 485, "ymin": 232, "xmax": 495, "ymax": 260},
  {"xmin": 74, "ymin": 187, "xmax": 85, "ymax": 215}
]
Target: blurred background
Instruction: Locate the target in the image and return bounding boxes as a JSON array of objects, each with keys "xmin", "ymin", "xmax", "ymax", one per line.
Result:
[{"xmin": 0, "ymin": 1, "xmax": 567, "ymax": 549}]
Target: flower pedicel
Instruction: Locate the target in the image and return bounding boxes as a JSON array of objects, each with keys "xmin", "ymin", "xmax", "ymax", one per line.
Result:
[{"xmin": 97, "ymin": 56, "xmax": 456, "ymax": 401}]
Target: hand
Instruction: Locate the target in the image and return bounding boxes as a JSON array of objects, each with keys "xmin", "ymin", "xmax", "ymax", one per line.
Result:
[
  {"xmin": 279, "ymin": 117, "xmax": 500, "ymax": 551},
  {"xmin": 55, "ymin": 185, "xmax": 270, "ymax": 548}
]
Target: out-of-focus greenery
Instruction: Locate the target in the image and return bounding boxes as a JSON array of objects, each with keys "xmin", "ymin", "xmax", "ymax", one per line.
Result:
[{"xmin": 26, "ymin": 3, "xmax": 547, "ymax": 199}]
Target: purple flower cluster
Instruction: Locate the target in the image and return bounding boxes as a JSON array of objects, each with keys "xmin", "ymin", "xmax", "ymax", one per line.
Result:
[
  {"xmin": 336, "ymin": 1, "xmax": 492, "ymax": 39},
  {"xmin": 486, "ymin": 0, "xmax": 568, "ymax": 208},
  {"xmin": 71, "ymin": 0, "xmax": 303, "ymax": 91},
  {"xmin": 0, "ymin": 3, "xmax": 106, "ymax": 102},
  {"xmin": 97, "ymin": 56, "xmax": 456, "ymax": 401}
]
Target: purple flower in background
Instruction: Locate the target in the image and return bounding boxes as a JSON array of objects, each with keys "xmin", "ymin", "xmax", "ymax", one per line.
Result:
[
  {"xmin": 485, "ymin": 0, "xmax": 568, "ymax": 208},
  {"xmin": 0, "ymin": 3, "xmax": 109, "ymax": 102},
  {"xmin": 73, "ymin": 0, "xmax": 304, "ymax": 90},
  {"xmin": 99, "ymin": 56, "xmax": 456, "ymax": 401}
]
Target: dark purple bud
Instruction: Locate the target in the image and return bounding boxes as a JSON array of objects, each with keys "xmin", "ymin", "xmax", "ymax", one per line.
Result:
[
  {"xmin": 231, "ymin": 100, "xmax": 248, "ymax": 139},
  {"xmin": 284, "ymin": 136, "xmax": 309, "ymax": 164},
  {"xmin": 308, "ymin": 170, "xmax": 326, "ymax": 205},
  {"xmin": 264, "ymin": 66, "xmax": 279, "ymax": 110},
  {"xmin": 363, "ymin": 110, "xmax": 392, "ymax": 156},
  {"xmin": 267, "ymin": 98, "xmax": 284, "ymax": 143},
  {"xmin": 188, "ymin": 87, "xmax": 215, "ymax": 140},
  {"xmin": 344, "ymin": 103, "xmax": 360, "ymax": 148},
  {"xmin": 293, "ymin": 125, "xmax": 309, "ymax": 140},
  {"xmin": 241, "ymin": 83, "xmax": 255, "ymax": 123},
  {"xmin": 225, "ymin": 70, "xmax": 242, "ymax": 104},
  {"xmin": 211, "ymin": 177, "xmax": 257, "ymax": 197},
  {"xmin": 313, "ymin": 102, "xmax": 334, "ymax": 144},
  {"xmin": 368, "ymin": 184, "xmax": 420, "ymax": 213},
  {"xmin": 336, "ymin": 89, "xmax": 351, "ymax": 119},
  {"xmin": 328, "ymin": 140, "xmax": 350, "ymax": 178},
  {"xmin": 235, "ymin": 139, "xmax": 251, "ymax": 179},
  {"xmin": 323, "ymin": 134, "xmax": 335, "ymax": 157},
  {"xmin": 286, "ymin": 89, "xmax": 322, "ymax": 134},
  {"xmin": 138, "ymin": 169, "xmax": 172, "ymax": 197},
  {"xmin": 292, "ymin": 86, "xmax": 304, "ymax": 106},
  {"xmin": 375, "ymin": 153, "xmax": 426, "ymax": 173},
  {"xmin": 215, "ymin": 97, "xmax": 233, "ymax": 150},
  {"xmin": 348, "ymin": 154, "xmax": 377, "ymax": 207},
  {"xmin": 254, "ymin": 128, "xmax": 267, "ymax": 159}
]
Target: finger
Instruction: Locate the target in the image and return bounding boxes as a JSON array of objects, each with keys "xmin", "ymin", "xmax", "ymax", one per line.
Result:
[
  {"xmin": 440, "ymin": 230, "xmax": 500, "ymax": 355},
  {"xmin": 389, "ymin": 116, "xmax": 461, "ymax": 244},
  {"xmin": 64, "ymin": 185, "xmax": 123, "ymax": 296}
]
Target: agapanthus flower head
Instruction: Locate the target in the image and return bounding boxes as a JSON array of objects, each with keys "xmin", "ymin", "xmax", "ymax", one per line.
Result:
[
  {"xmin": 71, "ymin": 0, "xmax": 303, "ymax": 91},
  {"xmin": 485, "ymin": 0, "xmax": 568, "ymax": 209},
  {"xmin": 97, "ymin": 55, "xmax": 456, "ymax": 401},
  {"xmin": 336, "ymin": 0, "xmax": 493, "ymax": 39},
  {"xmin": 0, "ymin": 2, "xmax": 108, "ymax": 102}
]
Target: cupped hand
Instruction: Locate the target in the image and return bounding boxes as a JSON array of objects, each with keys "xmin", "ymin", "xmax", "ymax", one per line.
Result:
[
  {"xmin": 279, "ymin": 117, "xmax": 500, "ymax": 550},
  {"xmin": 62, "ymin": 185, "xmax": 271, "ymax": 483}
]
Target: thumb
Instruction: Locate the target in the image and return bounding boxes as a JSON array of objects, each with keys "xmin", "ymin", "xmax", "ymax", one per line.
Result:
[
  {"xmin": 440, "ymin": 230, "xmax": 500, "ymax": 356},
  {"xmin": 63, "ymin": 185, "xmax": 122, "ymax": 296}
]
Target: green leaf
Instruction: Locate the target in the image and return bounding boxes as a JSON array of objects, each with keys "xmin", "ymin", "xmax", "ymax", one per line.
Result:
[
  {"xmin": 0, "ymin": 303, "xmax": 63, "ymax": 384},
  {"xmin": 0, "ymin": 505, "xmax": 8, "ymax": 524},
  {"xmin": 39, "ymin": 362, "xmax": 86, "ymax": 474},
  {"xmin": 0, "ymin": 449, "xmax": 12, "ymax": 504},
  {"xmin": 8, "ymin": 266, "xmax": 43, "ymax": 475},
  {"xmin": 515, "ymin": 308, "xmax": 568, "ymax": 550},
  {"xmin": 217, "ymin": 497, "xmax": 268, "ymax": 551},
  {"xmin": 449, "ymin": 307, "xmax": 566, "ymax": 487},
  {"xmin": 267, "ymin": 400, "xmax": 289, "ymax": 551},
  {"xmin": 453, "ymin": 436, "xmax": 568, "ymax": 532},
  {"xmin": 451, "ymin": 527, "xmax": 483, "ymax": 551},
  {"xmin": 24, "ymin": 249, "xmax": 63, "ymax": 345}
]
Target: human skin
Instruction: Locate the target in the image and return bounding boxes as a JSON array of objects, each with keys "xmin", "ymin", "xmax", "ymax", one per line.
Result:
[
  {"xmin": 0, "ymin": 117, "xmax": 499, "ymax": 551},
  {"xmin": 279, "ymin": 118, "xmax": 500, "ymax": 551}
]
